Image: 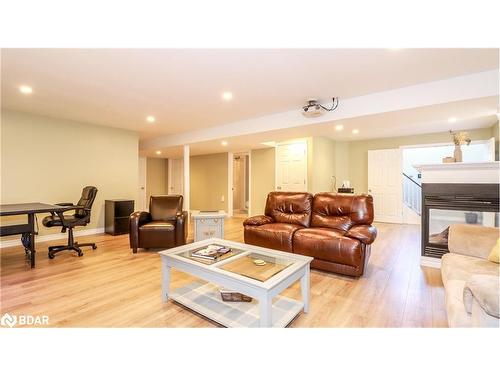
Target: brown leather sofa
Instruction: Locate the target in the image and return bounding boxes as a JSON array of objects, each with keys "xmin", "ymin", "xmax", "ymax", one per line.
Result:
[
  {"xmin": 244, "ymin": 192, "xmax": 377, "ymax": 277},
  {"xmin": 129, "ymin": 195, "xmax": 188, "ymax": 253}
]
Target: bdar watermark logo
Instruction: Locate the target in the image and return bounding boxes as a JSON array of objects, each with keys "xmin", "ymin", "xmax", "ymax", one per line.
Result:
[
  {"xmin": 1, "ymin": 313, "xmax": 17, "ymax": 327},
  {"xmin": 1, "ymin": 313, "xmax": 49, "ymax": 328}
]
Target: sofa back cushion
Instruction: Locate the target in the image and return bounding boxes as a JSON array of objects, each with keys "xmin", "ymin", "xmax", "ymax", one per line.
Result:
[
  {"xmin": 311, "ymin": 193, "xmax": 374, "ymax": 231},
  {"xmin": 264, "ymin": 192, "xmax": 313, "ymax": 227},
  {"xmin": 150, "ymin": 195, "xmax": 183, "ymax": 221}
]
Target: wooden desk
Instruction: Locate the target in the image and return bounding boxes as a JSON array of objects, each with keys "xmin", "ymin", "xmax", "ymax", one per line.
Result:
[{"xmin": 0, "ymin": 203, "xmax": 66, "ymax": 268}]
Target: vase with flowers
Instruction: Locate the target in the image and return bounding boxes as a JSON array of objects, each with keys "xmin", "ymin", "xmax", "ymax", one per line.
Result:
[{"xmin": 450, "ymin": 130, "xmax": 471, "ymax": 162}]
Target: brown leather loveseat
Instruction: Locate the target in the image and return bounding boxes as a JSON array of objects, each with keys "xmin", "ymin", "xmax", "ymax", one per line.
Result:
[{"xmin": 244, "ymin": 192, "xmax": 377, "ymax": 277}]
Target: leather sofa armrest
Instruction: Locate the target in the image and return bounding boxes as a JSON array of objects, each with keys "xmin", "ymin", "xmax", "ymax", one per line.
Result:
[
  {"xmin": 243, "ymin": 215, "xmax": 274, "ymax": 226},
  {"xmin": 175, "ymin": 211, "xmax": 189, "ymax": 245},
  {"xmin": 129, "ymin": 211, "xmax": 151, "ymax": 251},
  {"xmin": 346, "ymin": 225, "xmax": 377, "ymax": 245},
  {"xmin": 463, "ymin": 274, "xmax": 500, "ymax": 319}
]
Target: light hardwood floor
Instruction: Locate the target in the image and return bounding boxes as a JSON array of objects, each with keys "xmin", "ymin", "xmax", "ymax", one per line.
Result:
[{"xmin": 0, "ymin": 218, "xmax": 448, "ymax": 327}]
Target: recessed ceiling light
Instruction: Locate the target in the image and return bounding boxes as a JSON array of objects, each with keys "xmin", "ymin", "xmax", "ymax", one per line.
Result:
[
  {"xmin": 222, "ymin": 91, "xmax": 233, "ymax": 101},
  {"xmin": 156, "ymin": 150, "xmax": 162, "ymax": 155},
  {"xmin": 335, "ymin": 124, "xmax": 344, "ymax": 131},
  {"xmin": 352, "ymin": 129, "xmax": 359, "ymax": 135},
  {"xmin": 19, "ymin": 85, "xmax": 33, "ymax": 94},
  {"xmin": 448, "ymin": 117, "xmax": 457, "ymax": 123},
  {"xmin": 146, "ymin": 116, "xmax": 156, "ymax": 123},
  {"xmin": 221, "ymin": 140, "xmax": 228, "ymax": 146}
]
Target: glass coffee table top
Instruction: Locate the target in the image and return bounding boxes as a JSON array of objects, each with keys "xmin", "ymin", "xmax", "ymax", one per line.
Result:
[
  {"xmin": 174, "ymin": 242, "xmax": 297, "ymax": 282},
  {"xmin": 218, "ymin": 252, "xmax": 295, "ymax": 282}
]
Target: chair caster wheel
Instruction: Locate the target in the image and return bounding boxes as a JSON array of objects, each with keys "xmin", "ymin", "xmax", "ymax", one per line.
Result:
[
  {"xmin": 48, "ymin": 253, "xmax": 55, "ymax": 259},
  {"xmin": 92, "ymin": 245, "xmax": 97, "ymax": 250},
  {"xmin": 78, "ymin": 251, "xmax": 84, "ymax": 257}
]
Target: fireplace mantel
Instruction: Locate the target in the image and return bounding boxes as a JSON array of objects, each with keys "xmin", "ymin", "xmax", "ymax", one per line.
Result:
[{"xmin": 413, "ymin": 161, "xmax": 499, "ymax": 184}]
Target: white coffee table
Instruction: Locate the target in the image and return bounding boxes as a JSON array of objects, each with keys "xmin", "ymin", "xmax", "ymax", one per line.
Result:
[{"xmin": 159, "ymin": 238, "xmax": 313, "ymax": 328}]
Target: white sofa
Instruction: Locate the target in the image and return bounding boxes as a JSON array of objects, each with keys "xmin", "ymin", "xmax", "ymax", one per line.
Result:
[{"xmin": 441, "ymin": 224, "xmax": 499, "ymax": 328}]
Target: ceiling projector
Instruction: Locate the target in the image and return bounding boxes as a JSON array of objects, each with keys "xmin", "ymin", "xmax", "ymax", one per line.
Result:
[{"xmin": 301, "ymin": 97, "xmax": 339, "ymax": 118}]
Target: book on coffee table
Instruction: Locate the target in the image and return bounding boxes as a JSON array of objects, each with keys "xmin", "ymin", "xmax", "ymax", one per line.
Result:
[
  {"xmin": 219, "ymin": 289, "xmax": 253, "ymax": 302},
  {"xmin": 191, "ymin": 245, "xmax": 231, "ymax": 261}
]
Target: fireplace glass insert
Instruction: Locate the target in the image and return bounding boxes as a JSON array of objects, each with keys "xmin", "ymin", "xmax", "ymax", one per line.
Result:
[
  {"xmin": 428, "ymin": 209, "xmax": 498, "ymax": 246},
  {"xmin": 422, "ymin": 183, "xmax": 499, "ymax": 258}
]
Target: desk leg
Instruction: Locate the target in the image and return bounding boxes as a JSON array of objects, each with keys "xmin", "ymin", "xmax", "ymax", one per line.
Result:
[{"xmin": 28, "ymin": 213, "xmax": 36, "ymax": 268}]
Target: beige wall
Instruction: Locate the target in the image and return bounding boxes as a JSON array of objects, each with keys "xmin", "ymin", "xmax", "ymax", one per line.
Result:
[
  {"xmin": 250, "ymin": 147, "xmax": 275, "ymax": 216},
  {"xmin": 0, "ymin": 110, "xmax": 139, "ymax": 238},
  {"xmin": 310, "ymin": 136, "xmax": 336, "ymax": 193},
  {"xmin": 333, "ymin": 140, "xmax": 350, "ymax": 188},
  {"xmin": 306, "ymin": 137, "xmax": 313, "ymax": 192},
  {"xmin": 146, "ymin": 157, "xmax": 168, "ymax": 201},
  {"xmin": 190, "ymin": 152, "xmax": 228, "ymax": 211},
  {"xmin": 348, "ymin": 127, "xmax": 495, "ymax": 193}
]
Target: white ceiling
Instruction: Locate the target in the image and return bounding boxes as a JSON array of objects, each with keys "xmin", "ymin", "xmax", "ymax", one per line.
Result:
[
  {"xmin": 151, "ymin": 96, "xmax": 498, "ymax": 158},
  {"xmin": 2, "ymin": 48, "xmax": 498, "ymax": 141}
]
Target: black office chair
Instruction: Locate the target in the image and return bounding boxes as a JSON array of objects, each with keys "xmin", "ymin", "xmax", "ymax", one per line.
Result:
[{"xmin": 42, "ymin": 186, "xmax": 98, "ymax": 259}]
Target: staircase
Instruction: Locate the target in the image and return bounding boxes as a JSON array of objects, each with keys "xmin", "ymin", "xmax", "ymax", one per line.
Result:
[{"xmin": 403, "ymin": 173, "xmax": 422, "ymax": 219}]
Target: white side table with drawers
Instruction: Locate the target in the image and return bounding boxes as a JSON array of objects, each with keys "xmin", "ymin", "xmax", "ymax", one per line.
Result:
[{"xmin": 192, "ymin": 210, "xmax": 226, "ymax": 242}]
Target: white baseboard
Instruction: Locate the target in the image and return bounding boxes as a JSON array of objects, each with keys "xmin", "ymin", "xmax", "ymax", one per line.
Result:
[
  {"xmin": 420, "ymin": 256, "xmax": 442, "ymax": 269},
  {"xmin": 0, "ymin": 227, "xmax": 105, "ymax": 249}
]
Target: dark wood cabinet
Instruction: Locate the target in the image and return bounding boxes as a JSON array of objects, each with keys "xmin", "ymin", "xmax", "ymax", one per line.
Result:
[{"xmin": 105, "ymin": 200, "xmax": 134, "ymax": 235}]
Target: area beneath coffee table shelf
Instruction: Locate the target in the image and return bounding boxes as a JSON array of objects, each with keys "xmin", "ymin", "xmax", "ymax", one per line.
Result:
[{"xmin": 170, "ymin": 281, "xmax": 303, "ymax": 328}]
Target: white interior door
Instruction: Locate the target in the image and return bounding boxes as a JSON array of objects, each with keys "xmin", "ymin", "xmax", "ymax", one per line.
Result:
[
  {"xmin": 368, "ymin": 149, "xmax": 403, "ymax": 223},
  {"xmin": 275, "ymin": 141, "xmax": 307, "ymax": 192},
  {"xmin": 138, "ymin": 156, "xmax": 147, "ymax": 211},
  {"xmin": 486, "ymin": 137, "xmax": 495, "ymax": 161},
  {"xmin": 169, "ymin": 158, "xmax": 184, "ymax": 195}
]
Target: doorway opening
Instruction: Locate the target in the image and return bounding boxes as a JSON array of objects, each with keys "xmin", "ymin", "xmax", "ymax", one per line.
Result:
[
  {"xmin": 168, "ymin": 158, "xmax": 184, "ymax": 196},
  {"xmin": 233, "ymin": 153, "xmax": 249, "ymax": 217}
]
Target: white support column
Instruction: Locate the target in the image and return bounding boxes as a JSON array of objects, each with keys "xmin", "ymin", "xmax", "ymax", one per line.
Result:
[
  {"xmin": 167, "ymin": 158, "xmax": 173, "ymax": 195},
  {"xmin": 227, "ymin": 152, "xmax": 233, "ymax": 217},
  {"xmin": 247, "ymin": 152, "xmax": 252, "ymax": 216},
  {"xmin": 183, "ymin": 145, "xmax": 190, "ymax": 216}
]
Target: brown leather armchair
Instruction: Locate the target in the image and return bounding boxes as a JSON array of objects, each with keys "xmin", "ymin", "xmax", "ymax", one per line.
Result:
[
  {"xmin": 129, "ymin": 195, "xmax": 188, "ymax": 253},
  {"xmin": 244, "ymin": 192, "xmax": 377, "ymax": 277}
]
